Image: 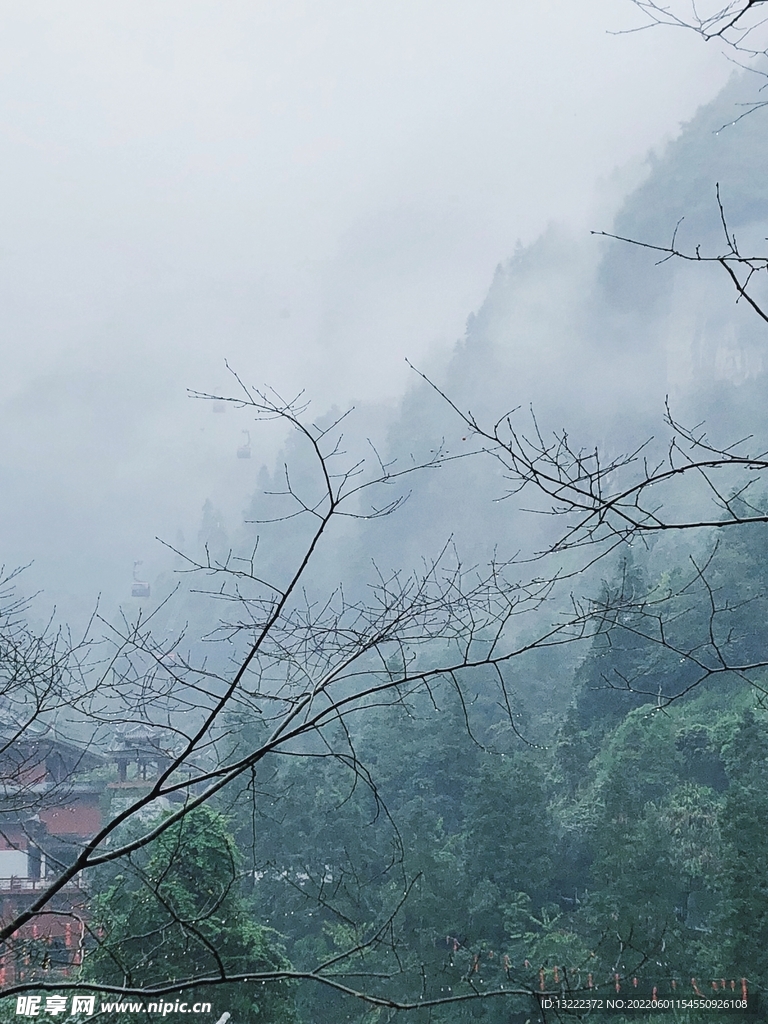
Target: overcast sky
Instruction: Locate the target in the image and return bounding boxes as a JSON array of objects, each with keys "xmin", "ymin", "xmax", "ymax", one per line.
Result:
[{"xmin": 0, "ymin": 1, "xmax": 732, "ymax": 612}]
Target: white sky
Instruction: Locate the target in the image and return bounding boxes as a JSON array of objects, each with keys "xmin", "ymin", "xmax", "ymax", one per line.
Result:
[{"xmin": 0, "ymin": 1, "xmax": 733, "ymax": 611}]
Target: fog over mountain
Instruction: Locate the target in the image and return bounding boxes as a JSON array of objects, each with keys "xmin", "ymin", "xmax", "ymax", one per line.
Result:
[
  {"xmin": 6, "ymin": 10, "xmax": 768, "ymax": 1015},
  {"xmin": 0, "ymin": 2, "xmax": 742, "ymax": 625},
  {"xmin": 114, "ymin": 69, "xmax": 768, "ymax": 718}
]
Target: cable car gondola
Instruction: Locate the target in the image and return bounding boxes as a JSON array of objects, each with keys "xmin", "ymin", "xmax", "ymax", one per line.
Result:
[
  {"xmin": 131, "ymin": 560, "xmax": 150, "ymax": 599},
  {"xmin": 237, "ymin": 430, "xmax": 251, "ymax": 460}
]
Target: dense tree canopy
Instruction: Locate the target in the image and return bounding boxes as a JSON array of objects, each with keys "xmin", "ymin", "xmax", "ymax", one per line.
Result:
[{"xmin": 87, "ymin": 807, "xmax": 297, "ymax": 1022}]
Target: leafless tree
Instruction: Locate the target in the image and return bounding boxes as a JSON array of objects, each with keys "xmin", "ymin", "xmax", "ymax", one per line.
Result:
[
  {"xmin": 596, "ymin": 184, "xmax": 768, "ymax": 325},
  {"xmin": 626, "ymin": 0, "xmax": 768, "ymax": 53},
  {"xmin": 406, "ymin": 181, "xmax": 768, "ymax": 727},
  {"xmin": 623, "ymin": 1, "xmax": 768, "ymax": 124},
  {"xmin": 417, "ymin": 184, "xmax": 768, "ymax": 561},
  {"xmin": 423, "ymin": 377, "xmax": 768, "ymax": 558},
  {"xmin": 0, "ymin": 378, "xmax": 611, "ymax": 1016}
]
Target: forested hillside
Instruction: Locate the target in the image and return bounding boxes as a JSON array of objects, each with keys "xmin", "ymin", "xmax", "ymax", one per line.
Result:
[
  {"xmin": 3, "ymin": 63, "xmax": 768, "ymax": 1024},
  {"xmin": 188, "ymin": 519, "xmax": 767, "ymax": 1023},
  {"xmin": 133, "ymin": 72, "xmax": 768, "ymax": 1021},
  {"xmin": 126, "ymin": 71, "xmax": 768, "ymax": 1021}
]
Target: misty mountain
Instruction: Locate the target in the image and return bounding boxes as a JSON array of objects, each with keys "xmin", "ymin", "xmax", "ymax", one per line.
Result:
[{"xmin": 4, "ymin": 70, "xmax": 768, "ymax": 647}]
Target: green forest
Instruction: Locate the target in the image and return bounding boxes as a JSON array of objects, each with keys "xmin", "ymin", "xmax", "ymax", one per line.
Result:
[
  {"xmin": 245, "ymin": 537, "xmax": 768, "ymax": 1024},
  {"xmin": 67, "ymin": 518, "xmax": 768, "ymax": 1023},
  {"xmin": 3, "ymin": 16, "xmax": 768, "ymax": 1024}
]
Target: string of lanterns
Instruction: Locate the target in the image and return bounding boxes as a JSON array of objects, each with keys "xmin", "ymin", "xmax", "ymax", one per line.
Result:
[{"xmin": 444, "ymin": 938, "xmax": 748, "ymax": 1000}]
